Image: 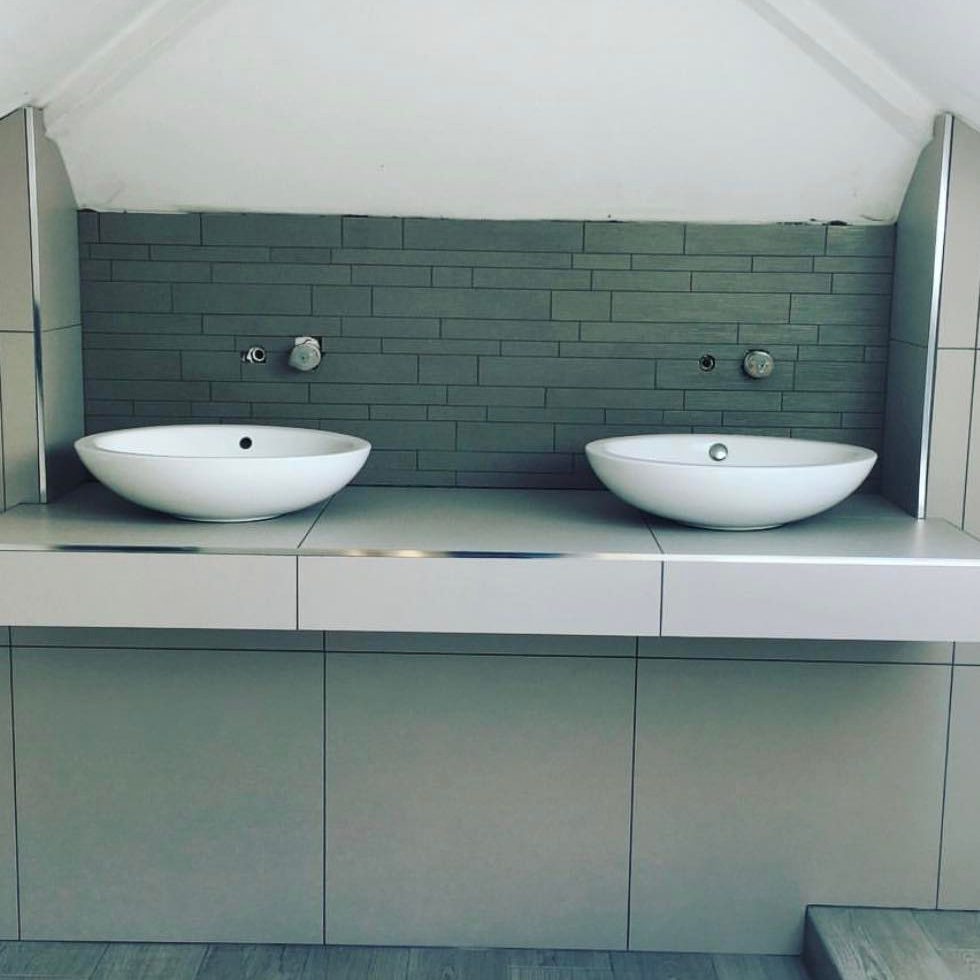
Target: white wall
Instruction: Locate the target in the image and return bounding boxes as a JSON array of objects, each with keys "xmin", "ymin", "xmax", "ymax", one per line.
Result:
[{"xmin": 48, "ymin": 0, "xmax": 928, "ymax": 221}]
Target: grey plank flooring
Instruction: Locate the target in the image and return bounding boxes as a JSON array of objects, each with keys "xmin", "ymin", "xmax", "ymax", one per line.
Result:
[
  {"xmin": 406, "ymin": 946, "xmax": 506, "ymax": 980},
  {"xmin": 505, "ymin": 951, "xmax": 615, "ymax": 970},
  {"xmin": 91, "ymin": 943, "xmax": 207, "ymax": 979},
  {"xmin": 327, "ymin": 946, "xmax": 411, "ymax": 980},
  {"xmin": 194, "ymin": 944, "xmax": 327, "ymax": 980},
  {"xmin": 806, "ymin": 907, "xmax": 954, "ymax": 979},
  {"xmin": 0, "ymin": 941, "xmax": 107, "ymax": 976},
  {"xmin": 508, "ymin": 969, "xmax": 618, "ymax": 980},
  {"xmin": 0, "ymin": 941, "xmax": 806, "ymax": 980},
  {"xmin": 610, "ymin": 950, "xmax": 717, "ymax": 979},
  {"xmin": 915, "ymin": 911, "xmax": 980, "ymax": 951},
  {"xmin": 712, "ymin": 955, "xmax": 809, "ymax": 979},
  {"xmin": 914, "ymin": 910, "xmax": 980, "ymax": 980},
  {"xmin": 939, "ymin": 950, "xmax": 980, "ymax": 980}
]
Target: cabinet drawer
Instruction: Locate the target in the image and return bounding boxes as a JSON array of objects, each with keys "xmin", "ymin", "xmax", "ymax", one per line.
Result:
[
  {"xmin": 0, "ymin": 552, "xmax": 296, "ymax": 629},
  {"xmin": 663, "ymin": 559, "xmax": 980, "ymax": 641},
  {"xmin": 300, "ymin": 555, "xmax": 661, "ymax": 635}
]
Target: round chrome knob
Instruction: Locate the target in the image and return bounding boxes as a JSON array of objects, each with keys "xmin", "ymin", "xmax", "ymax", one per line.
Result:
[
  {"xmin": 743, "ymin": 349, "xmax": 774, "ymax": 379},
  {"xmin": 708, "ymin": 442, "xmax": 728, "ymax": 461}
]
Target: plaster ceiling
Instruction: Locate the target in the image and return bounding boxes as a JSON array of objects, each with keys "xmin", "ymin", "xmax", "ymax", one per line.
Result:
[{"xmin": 1, "ymin": 0, "xmax": 973, "ymax": 222}]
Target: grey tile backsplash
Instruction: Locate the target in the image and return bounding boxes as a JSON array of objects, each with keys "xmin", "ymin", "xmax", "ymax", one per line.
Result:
[{"xmin": 79, "ymin": 213, "xmax": 893, "ymax": 488}]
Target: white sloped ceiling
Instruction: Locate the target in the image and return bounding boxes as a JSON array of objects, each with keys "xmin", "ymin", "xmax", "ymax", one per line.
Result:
[
  {"xmin": 817, "ymin": 0, "xmax": 980, "ymax": 133},
  {"xmin": 3, "ymin": 0, "xmax": 962, "ymax": 221},
  {"xmin": 0, "ymin": 0, "xmax": 149, "ymax": 117}
]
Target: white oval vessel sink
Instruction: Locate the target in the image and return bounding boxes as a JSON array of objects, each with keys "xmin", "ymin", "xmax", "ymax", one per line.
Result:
[
  {"xmin": 586, "ymin": 433, "xmax": 877, "ymax": 530},
  {"xmin": 76, "ymin": 424, "xmax": 371, "ymax": 522}
]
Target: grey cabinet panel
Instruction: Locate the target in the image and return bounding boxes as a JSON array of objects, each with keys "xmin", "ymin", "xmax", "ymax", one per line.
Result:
[
  {"xmin": 631, "ymin": 660, "xmax": 948, "ymax": 954},
  {"xmin": 0, "ymin": 553, "xmax": 296, "ymax": 629},
  {"xmin": 300, "ymin": 556, "xmax": 659, "ymax": 635},
  {"xmin": 14, "ymin": 647, "xmax": 323, "ymax": 942},
  {"xmin": 939, "ymin": 666, "xmax": 980, "ymax": 908},
  {"xmin": 0, "ymin": 649, "xmax": 16, "ymax": 939},
  {"xmin": 325, "ymin": 653, "xmax": 633, "ymax": 948},
  {"xmin": 663, "ymin": 560, "xmax": 980, "ymax": 641}
]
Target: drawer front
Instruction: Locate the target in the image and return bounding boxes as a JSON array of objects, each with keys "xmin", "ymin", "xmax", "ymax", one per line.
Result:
[
  {"xmin": 663, "ymin": 560, "xmax": 980, "ymax": 641},
  {"xmin": 299, "ymin": 556, "xmax": 661, "ymax": 635},
  {"xmin": 0, "ymin": 552, "xmax": 296, "ymax": 629}
]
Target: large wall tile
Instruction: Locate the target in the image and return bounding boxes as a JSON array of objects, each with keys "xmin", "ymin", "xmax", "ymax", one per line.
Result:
[
  {"xmin": 882, "ymin": 340, "xmax": 929, "ymax": 514},
  {"xmin": 938, "ymin": 119, "xmax": 980, "ymax": 349},
  {"xmin": 939, "ymin": 665, "xmax": 980, "ymax": 907},
  {"xmin": 0, "ymin": 111, "xmax": 32, "ymax": 332},
  {"xmin": 631, "ymin": 659, "xmax": 948, "ymax": 954},
  {"xmin": 0, "ymin": 648, "xmax": 16, "ymax": 939},
  {"xmin": 925, "ymin": 348, "xmax": 975, "ymax": 523},
  {"xmin": 325, "ymin": 653, "xmax": 633, "ymax": 948},
  {"xmin": 14, "ymin": 646, "xmax": 323, "ymax": 942}
]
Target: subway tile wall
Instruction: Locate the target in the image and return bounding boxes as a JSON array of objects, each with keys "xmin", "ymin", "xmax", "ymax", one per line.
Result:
[{"xmin": 78, "ymin": 213, "xmax": 894, "ymax": 488}]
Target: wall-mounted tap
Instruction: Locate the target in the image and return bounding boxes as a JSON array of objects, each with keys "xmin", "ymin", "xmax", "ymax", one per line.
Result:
[
  {"xmin": 289, "ymin": 336, "xmax": 322, "ymax": 372},
  {"xmin": 742, "ymin": 349, "xmax": 774, "ymax": 379}
]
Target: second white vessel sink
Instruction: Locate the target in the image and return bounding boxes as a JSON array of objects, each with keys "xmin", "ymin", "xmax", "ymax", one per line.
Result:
[
  {"xmin": 76, "ymin": 424, "xmax": 371, "ymax": 522},
  {"xmin": 586, "ymin": 433, "xmax": 877, "ymax": 530}
]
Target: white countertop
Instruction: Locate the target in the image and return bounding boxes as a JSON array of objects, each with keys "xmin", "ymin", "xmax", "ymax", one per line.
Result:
[
  {"xmin": 2, "ymin": 484, "xmax": 980, "ymax": 639},
  {"xmin": 651, "ymin": 497, "xmax": 980, "ymax": 564},
  {"xmin": 0, "ymin": 483, "xmax": 322, "ymax": 553},
  {"xmin": 1, "ymin": 483, "xmax": 976, "ymax": 563},
  {"xmin": 300, "ymin": 487, "xmax": 661, "ymax": 556}
]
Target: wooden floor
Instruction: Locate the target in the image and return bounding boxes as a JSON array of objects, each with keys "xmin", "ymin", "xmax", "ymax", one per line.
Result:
[
  {"xmin": 0, "ymin": 942, "xmax": 810, "ymax": 979},
  {"xmin": 806, "ymin": 907, "xmax": 980, "ymax": 980}
]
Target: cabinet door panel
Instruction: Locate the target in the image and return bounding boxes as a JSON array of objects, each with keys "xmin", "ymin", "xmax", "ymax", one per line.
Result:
[
  {"xmin": 326, "ymin": 652, "xmax": 634, "ymax": 948},
  {"xmin": 631, "ymin": 659, "xmax": 947, "ymax": 953},
  {"xmin": 14, "ymin": 646, "xmax": 323, "ymax": 942}
]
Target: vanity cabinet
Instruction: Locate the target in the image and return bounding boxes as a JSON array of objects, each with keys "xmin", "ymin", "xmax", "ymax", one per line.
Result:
[
  {"xmin": 323, "ymin": 648, "xmax": 634, "ymax": 948},
  {"xmin": 11, "ymin": 644, "xmax": 324, "ymax": 942}
]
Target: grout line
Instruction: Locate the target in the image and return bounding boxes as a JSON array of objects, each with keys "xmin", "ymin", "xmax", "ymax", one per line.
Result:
[
  {"xmin": 322, "ymin": 645, "xmax": 327, "ymax": 944},
  {"xmin": 935, "ymin": 662, "xmax": 956, "ymax": 909},
  {"xmin": 958, "ymin": 321, "xmax": 980, "ymax": 530},
  {"xmin": 625, "ymin": 654, "xmax": 639, "ymax": 950},
  {"xmin": 7, "ymin": 652, "xmax": 20, "ymax": 940}
]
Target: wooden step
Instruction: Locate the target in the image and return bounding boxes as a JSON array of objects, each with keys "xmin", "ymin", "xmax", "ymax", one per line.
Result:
[{"xmin": 804, "ymin": 907, "xmax": 957, "ymax": 980}]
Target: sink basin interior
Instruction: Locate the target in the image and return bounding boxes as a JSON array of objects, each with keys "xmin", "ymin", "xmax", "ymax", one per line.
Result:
[
  {"xmin": 88, "ymin": 425, "xmax": 363, "ymax": 458},
  {"xmin": 600, "ymin": 433, "xmax": 874, "ymax": 468}
]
